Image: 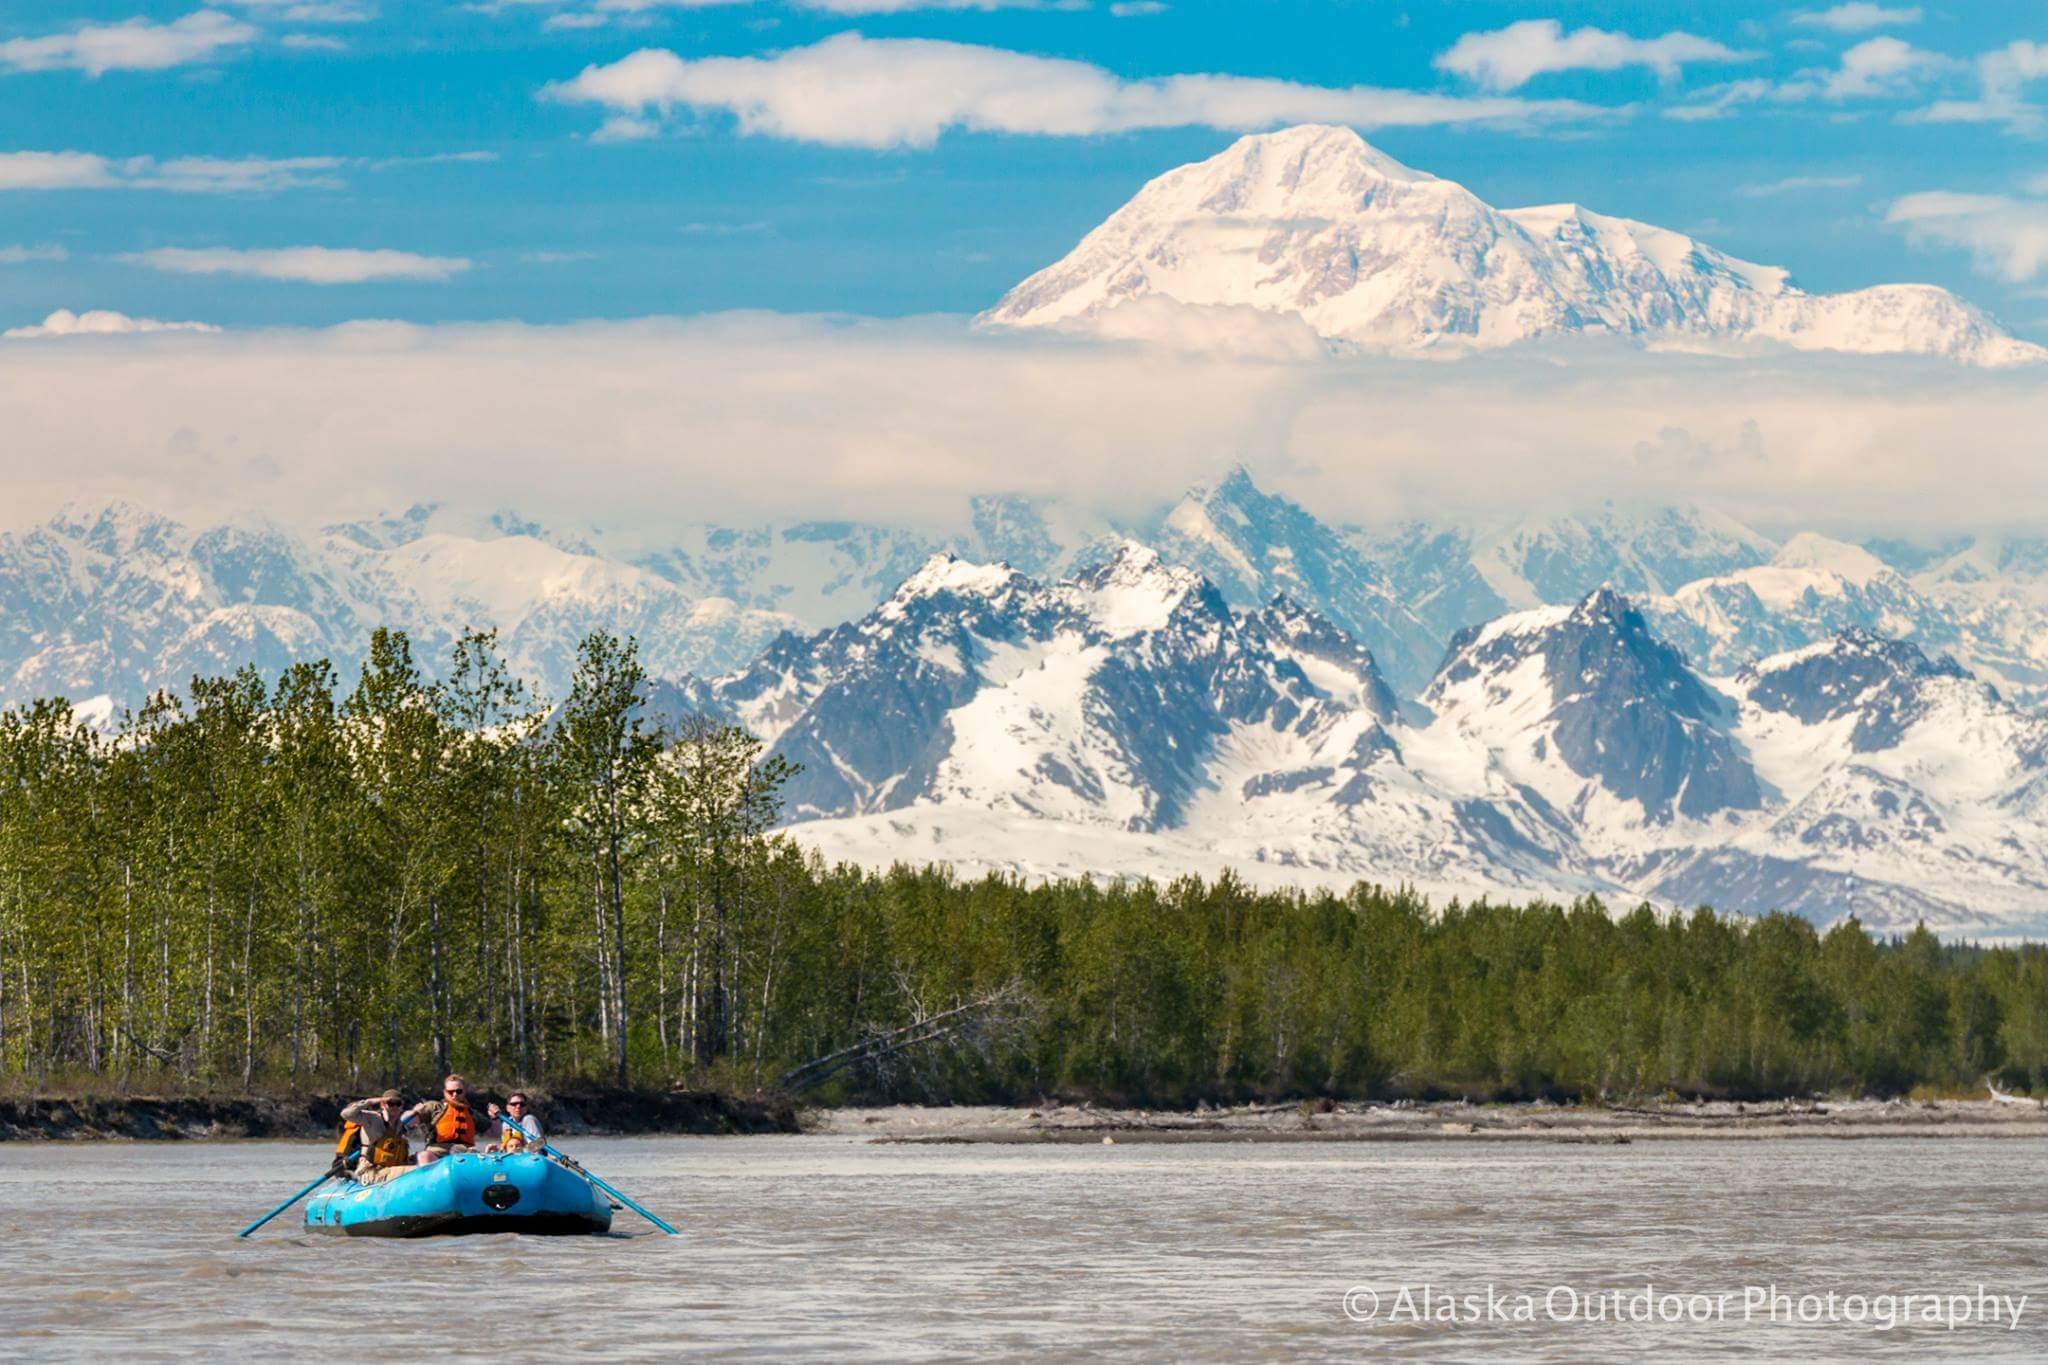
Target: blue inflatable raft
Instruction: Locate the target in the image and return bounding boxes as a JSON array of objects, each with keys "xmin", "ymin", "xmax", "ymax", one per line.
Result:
[{"xmin": 303, "ymin": 1151, "xmax": 613, "ymax": 1237}]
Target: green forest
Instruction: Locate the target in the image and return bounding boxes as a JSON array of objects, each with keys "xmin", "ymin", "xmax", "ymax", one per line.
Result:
[{"xmin": 2, "ymin": 628, "xmax": 2044, "ymax": 1104}]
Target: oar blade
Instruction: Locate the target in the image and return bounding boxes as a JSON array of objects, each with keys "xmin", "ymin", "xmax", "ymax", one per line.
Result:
[
  {"xmin": 238, "ymin": 1168, "xmax": 337, "ymax": 1238},
  {"xmin": 536, "ymin": 1140, "xmax": 679, "ymax": 1236}
]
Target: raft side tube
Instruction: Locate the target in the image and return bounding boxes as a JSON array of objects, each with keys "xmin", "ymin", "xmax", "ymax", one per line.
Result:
[{"xmin": 303, "ymin": 1150, "xmax": 613, "ymax": 1238}]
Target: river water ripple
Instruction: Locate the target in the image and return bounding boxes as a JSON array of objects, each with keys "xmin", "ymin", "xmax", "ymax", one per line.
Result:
[{"xmin": 1, "ymin": 1135, "xmax": 2043, "ymax": 1360}]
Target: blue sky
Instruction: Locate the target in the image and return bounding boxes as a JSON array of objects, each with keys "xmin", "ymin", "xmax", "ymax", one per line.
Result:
[{"xmin": 5, "ymin": 2, "xmax": 2048, "ymax": 335}]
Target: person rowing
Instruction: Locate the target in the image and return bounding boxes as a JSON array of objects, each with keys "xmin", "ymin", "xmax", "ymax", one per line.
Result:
[{"xmin": 489, "ymin": 1091, "xmax": 543, "ymax": 1153}]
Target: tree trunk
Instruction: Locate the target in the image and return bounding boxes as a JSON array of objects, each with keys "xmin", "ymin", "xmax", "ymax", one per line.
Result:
[
  {"xmin": 606, "ymin": 820, "xmax": 629, "ymax": 1088},
  {"xmin": 241, "ymin": 886, "xmax": 257, "ymax": 1090},
  {"xmin": 429, "ymin": 892, "xmax": 449, "ymax": 1076}
]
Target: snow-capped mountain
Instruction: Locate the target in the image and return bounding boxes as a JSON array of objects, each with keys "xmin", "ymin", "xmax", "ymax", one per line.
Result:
[
  {"xmin": 1643, "ymin": 534, "xmax": 1938, "ymax": 679},
  {"xmin": 0, "ymin": 501, "xmax": 360, "ymax": 712},
  {"xmin": 982, "ymin": 124, "xmax": 2044, "ymax": 366},
  {"xmin": 15, "ymin": 474, "xmax": 2048, "ymax": 726},
  {"xmin": 0, "ymin": 500, "xmax": 796, "ymax": 711},
  {"xmin": 767, "ymin": 563, "xmax": 2048, "ymax": 935},
  {"xmin": 1645, "ymin": 632, "xmax": 2048, "ymax": 931},
  {"xmin": 1358, "ymin": 502, "xmax": 1778, "ymax": 640},
  {"xmin": 1420, "ymin": 589, "xmax": 1761, "ymax": 829},
  {"xmin": 740, "ymin": 544, "xmax": 1602, "ymax": 901},
  {"xmin": 1637, "ymin": 532, "xmax": 2048, "ymax": 712},
  {"xmin": 1145, "ymin": 468, "xmax": 1440, "ymax": 697},
  {"xmin": 704, "ymin": 543, "xmax": 1396, "ymax": 829}
]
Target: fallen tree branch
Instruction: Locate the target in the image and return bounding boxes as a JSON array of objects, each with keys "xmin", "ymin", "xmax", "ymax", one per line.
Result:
[{"xmin": 777, "ymin": 984, "xmax": 1027, "ymax": 1095}]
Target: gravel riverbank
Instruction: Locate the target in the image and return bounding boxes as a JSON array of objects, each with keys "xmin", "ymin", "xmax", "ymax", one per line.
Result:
[{"xmin": 813, "ymin": 1096, "xmax": 2048, "ymax": 1144}]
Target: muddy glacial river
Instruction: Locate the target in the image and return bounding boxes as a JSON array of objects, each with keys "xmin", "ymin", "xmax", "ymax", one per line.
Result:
[{"xmin": 1, "ymin": 1135, "xmax": 2042, "ymax": 1359}]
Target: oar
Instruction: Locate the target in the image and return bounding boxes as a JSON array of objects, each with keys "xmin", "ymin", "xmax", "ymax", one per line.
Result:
[
  {"xmin": 528, "ymin": 1135, "xmax": 679, "ymax": 1236},
  {"xmin": 238, "ymin": 1166, "xmax": 340, "ymax": 1238}
]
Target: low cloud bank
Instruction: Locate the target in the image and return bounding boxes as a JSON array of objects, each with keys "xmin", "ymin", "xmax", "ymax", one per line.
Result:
[{"xmin": 0, "ymin": 310, "xmax": 2041, "ymax": 543}]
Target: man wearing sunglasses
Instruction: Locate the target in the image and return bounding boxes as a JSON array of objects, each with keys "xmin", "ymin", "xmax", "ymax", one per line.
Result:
[
  {"xmin": 488, "ymin": 1092, "xmax": 543, "ymax": 1153},
  {"xmin": 336, "ymin": 1089, "xmax": 414, "ymax": 1185},
  {"xmin": 401, "ymin": 1073, "xmax": 481, "ymax": 1165}
]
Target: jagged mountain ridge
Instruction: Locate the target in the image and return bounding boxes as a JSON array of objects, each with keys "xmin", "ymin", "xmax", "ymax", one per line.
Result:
[
  {"xmin": 10, "ymin": 476, "xmax": 2048, "ymax": 723},
  {"xmin": 779, "ymin": 564, "xmax": 2048, "ymax": 935},
  {"xmin": 0, "ymin": 500, "xmax": 798, "ymax": 710},
  {"xmin": 981, "ymin": 124, "xmax": 2044, "ymax": 366}
]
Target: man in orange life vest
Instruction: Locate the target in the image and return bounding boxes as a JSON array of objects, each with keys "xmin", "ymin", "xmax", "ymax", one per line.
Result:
[
  {"xmin": 337, "ymin": 1089, "xmax": 414, "ymax": 1185},
  {"xmin": 401, "ymin": 1073, "xmax": 482, "ymax": 1165}
]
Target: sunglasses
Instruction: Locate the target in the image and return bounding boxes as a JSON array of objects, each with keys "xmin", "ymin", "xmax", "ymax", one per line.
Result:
[
  {"xmin": 445, "ymin": 1087, "xmax": 466, "ymax": 1096},
  {"xmin": 507, "ymin": 1100, "xmax": 527, "ymax": 1107}
]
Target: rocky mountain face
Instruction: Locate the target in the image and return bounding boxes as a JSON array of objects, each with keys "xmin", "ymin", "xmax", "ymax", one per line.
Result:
[
  {"xmin": 981, "ymin": 124, "xmax": 2044, "ymax": 366},
  {"xmin": 1143, "ymin": 468, "xmax": 1440, "ymax": 697},
  {"xmin": 11, "ymin": 471, "xmax": 2048, "ymax": 725},
  {"xmin": 1424, "ymin": 589, "xmax": 1761, "ymax": 824},
  {"xmin": 700, "ymin": 544, "xmax": 1394, "ymax": 830},
  {"xmin": 772, "ymin": 566, "xmax": 2048, "ymax": 936}
]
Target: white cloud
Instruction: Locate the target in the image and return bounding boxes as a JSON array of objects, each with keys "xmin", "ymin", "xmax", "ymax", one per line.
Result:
[
  {"xmin": 0, "ymin": 244, "xmax": 68, "ymax": 264},
  {"xmin": 1811, "ymin": 35, "xmax": 1954, "ymax": 99},
  {"xmin": 588, "ymin": 0, "xmax": 1061, "ymax": 12},
  {"xmin": 0, "ymin": 150, "xmax": 489, "ymax": 192},
  {"xmin": 591, "ymin": 114, "xmax": 661, "ymax": 142},
  {"xmin": 121, "ymin": 246, "xmax": 474, "ymax": 284},
  {"xmin": 3, "ymin": 314, "xmax": 2048, "ymax": 540},
  {"xmin": 545, "ymin": 33, "xmax": 1605, "ymax": 149},
  {"xmin": 226, "ymin": 1, "xmax": 377, "ymax": 19},
  {"xmin": 281, "ymin": 34, "xmax": 350, "ymax": 51},
  {"xmin": 5, "ymin": 308, "xmax": 218, "ymax": 339},
  {"xmin": 1888, "ymin": 191, "xmax": 2048, "ymax": 282},
  {"xmin": 0, "ymin": 10, "xmax": 257, "ymax": 77},
  {"xmin": 0, "ymin": 151, "xmax": 122, "ymax": 191},
  {"xmin": 1435, "ymin": 19, "xmax": 1754, "ymax": 92},
  {"xmin": 1663, "ymin": 78, "xmax": 1774, "ymax": 121},
  {"xmin": 515, "ymin": 0, "xmax": 1077, "ymax": 19},
  {"xmin": 0, "ymin": 150, "xmax": 347, "ymax": 192},
  {"xmin": 1910, "ymin": 41, "xmax": 2048, "ymax": 133},
  {"xmin": 1109, "ymin": 2, "xmax": 1168, "ymax": 15},
  {"xmin": 786, "ymin": 0, "xmax": 1063, "ymax": 10},
  {"xmin": 1790, "ymin": 4, "xmax": 1922, "ymax": 33},
  {"xmin": 1738, "ymin": 173, "xmax": 1862, "ymax": 197}
]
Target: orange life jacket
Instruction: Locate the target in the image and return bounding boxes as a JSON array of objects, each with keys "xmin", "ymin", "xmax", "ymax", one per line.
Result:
[
  {"xmin": 496, "ymin": 1120, "xmax": 529, "ymax": 1153},
  {"xmin": 434, "ymin": 1100, "xmax": 476, "ymax": 1147}
]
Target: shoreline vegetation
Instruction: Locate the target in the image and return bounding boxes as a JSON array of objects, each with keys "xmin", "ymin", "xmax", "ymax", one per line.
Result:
[
  {"xmin": 4, "ymin": 628, "xmax": 2047, "ymax": 1114},
  {"xmin": 4, "ymin": 1091, "xmax": 2042, "ymax": 1144},
  {"xmin": 0, "ymin": 1088, "xmax": 798, "ymax": 1142}
]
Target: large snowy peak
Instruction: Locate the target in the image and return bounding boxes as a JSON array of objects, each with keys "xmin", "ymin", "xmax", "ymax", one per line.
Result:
[
  {"xmin": 701, "ymin": 543, "xmax": 1408, "ymax": 834},
  {"xmin": 1423, "ymin": 588, "xmax": 1760, "ymax": 825},
  {"xmin": 1149, "ymin": 467, "xmax": 1440, "ymax": 697},
  {"xmin": 983, "ymin": 124, "xmax": 2043, "ymax": 366}
]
